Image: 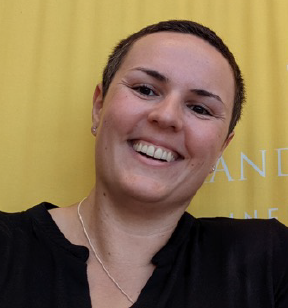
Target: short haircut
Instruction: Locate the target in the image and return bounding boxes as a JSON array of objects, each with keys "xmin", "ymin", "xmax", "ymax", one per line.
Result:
[{"xmin": 102, "ymin": 20, "xmax": 245, "ymax": 134}]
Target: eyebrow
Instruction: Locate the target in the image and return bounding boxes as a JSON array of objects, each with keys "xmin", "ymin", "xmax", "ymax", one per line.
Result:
[
  {"xmin": 131, "ymin": 67, "xmax": 223, "ymax": 103},
  {"xmin": 190, "ymin": 89, "xmax": 223, "ymax": 104},
  {"xmin": 132, "ymin": 67, "xmax": 169, "ymax": 83}
]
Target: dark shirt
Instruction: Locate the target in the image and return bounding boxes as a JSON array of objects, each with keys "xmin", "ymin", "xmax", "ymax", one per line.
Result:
[{"xmin": 0, "ymin": 202, "xmax": 288, "ymax": 308}]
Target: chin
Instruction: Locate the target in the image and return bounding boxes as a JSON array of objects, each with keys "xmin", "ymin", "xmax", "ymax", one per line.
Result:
[
  {"xmin": 119, "ymin": 177, "xmax": 173, "ymax": 204},
  {"xmin": 122, "ymin": 182, "xmax": 193, "ymax": 211}
]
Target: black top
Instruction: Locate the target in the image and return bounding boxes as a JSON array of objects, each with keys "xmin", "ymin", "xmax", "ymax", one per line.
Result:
[{"xmin": 0, "ymin": 202, "xmax": 288, "ymax": 308}]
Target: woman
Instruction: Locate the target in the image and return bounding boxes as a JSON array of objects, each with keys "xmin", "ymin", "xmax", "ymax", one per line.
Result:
[{"xmin": 1, "ymin": 20, "xmax": 287, "ymax": 308}]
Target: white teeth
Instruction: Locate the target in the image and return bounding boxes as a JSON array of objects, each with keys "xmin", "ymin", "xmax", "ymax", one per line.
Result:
[
  {"xmin": 132, "ymin": 141, "xmax": 176, "ymax": 162},
  {"xmin": 141, "ymin": 144, "xmax": 148, "ymax": 154},
  {"xmin": 154, "ymin": 148, "xmax": 163, "ymax": 159},
  {"xmin": 167, "ymin": 152, "xmax": 172, "ymax": 162},
  {"xmin": 147, "ymin": 145, "xmax": 155, "ymax": 157},
  {"xmin": 161, "ymin": 151, "xmax": 167, "ymax": 160}
]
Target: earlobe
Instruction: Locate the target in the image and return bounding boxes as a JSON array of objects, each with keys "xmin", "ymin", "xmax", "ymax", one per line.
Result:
[
  {"xmin": 92, "ymin": 83, "xmax": 104, "ymax": 129},
  {"xmin": 209, "ymin": 165, "xmax": 216, "ymax": 174},
  {"xmin": 91, "ymin": 126, "xmax": 97, "ymax": 135}
]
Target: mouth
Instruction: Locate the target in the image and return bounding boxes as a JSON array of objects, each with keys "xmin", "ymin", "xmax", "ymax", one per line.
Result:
[{"xmin": 129, "ymin": 140, "xmax": 183, "ymax": 163}]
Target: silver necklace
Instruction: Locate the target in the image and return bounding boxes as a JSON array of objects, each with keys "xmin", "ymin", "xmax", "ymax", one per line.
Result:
[{"xmin": 77, "ymin": 198, "xmax": 135, "ymax": 305}]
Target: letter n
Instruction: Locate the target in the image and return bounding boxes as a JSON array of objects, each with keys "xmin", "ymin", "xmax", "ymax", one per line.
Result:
[{"xmin": 240, "ymin": 151, "xmax": 266, "ymax": 181}]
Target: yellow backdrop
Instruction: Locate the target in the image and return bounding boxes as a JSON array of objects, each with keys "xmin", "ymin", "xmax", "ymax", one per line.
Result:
[{"xmin": 1, "ymin": 0, "xmax": 287, "ymax": 225}]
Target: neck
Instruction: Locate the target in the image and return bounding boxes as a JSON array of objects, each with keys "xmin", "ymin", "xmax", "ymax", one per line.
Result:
[{"xmin": 78, "ymin": 186, "xmax": 188, "ymax": 266}]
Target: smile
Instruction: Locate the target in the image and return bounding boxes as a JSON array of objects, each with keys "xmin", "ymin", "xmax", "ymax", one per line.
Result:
[{"xmin": 132, "ymin": 140, "xmax": 179, "ymax": 162}]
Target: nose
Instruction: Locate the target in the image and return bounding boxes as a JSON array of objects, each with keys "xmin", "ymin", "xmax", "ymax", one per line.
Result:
[{"xmin": 147, "ymin": 94, "xmax": 183, "ymax": 132}]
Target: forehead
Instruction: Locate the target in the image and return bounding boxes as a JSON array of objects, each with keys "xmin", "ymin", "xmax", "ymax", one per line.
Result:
[{"xmin": 118, "ymin": 32, "xmax": 235, "ymax": 105}]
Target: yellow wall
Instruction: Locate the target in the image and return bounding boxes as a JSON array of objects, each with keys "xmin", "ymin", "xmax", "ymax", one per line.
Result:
[{"xmin": 1, "ymin": 0, "xmax": 287, "ymax": 225}]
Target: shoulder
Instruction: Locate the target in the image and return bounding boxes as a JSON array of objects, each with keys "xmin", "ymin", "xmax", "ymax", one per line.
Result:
[
  {"xmin": 194, "ymin": 215, "xmax": 288, "ymax": 276},
  {"xmin": 197, "ymin": 217, "xmax": 288, "ymax": 303},
  {"xmin": 196, "ymin": 215, "xmax": 288, "ymax": 243},
  {"xmin": 0, "ymin": 209, "xmax": 33, "ymax": 271},
  {"xmin": 0, "ymin": 202, "xmax": 57, "ymax": 247},
  {"xmin": 0, "ymin": 210, "xmax": 28, "ymax": 241},
  {"xmin": 181, "ymin": 215, "xmax": 288, "ymax": 304},
  {"xmin": 0, "ymin": 203, "xmax": 59, "ymax": 265},
  {"xmin": 184, "ymin": 213, "xmax": 288, "ymax": 260}
]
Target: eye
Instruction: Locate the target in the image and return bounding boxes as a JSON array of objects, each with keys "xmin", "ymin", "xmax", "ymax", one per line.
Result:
[
  {"xmin": 188, "ymin": 105, "xmax": 211, "ymax": 116},
  {"xmin": 132, "ymin": 85, "xmax": 158, "ymax": 97}
]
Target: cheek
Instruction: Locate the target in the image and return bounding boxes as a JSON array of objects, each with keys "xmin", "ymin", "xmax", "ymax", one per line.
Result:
[
  {"xmin": 102, "ymin": 91, "xmax": 146, "ymax": 134},
  {"xmin": 102, "ymin": 93, "xmax": 129, "ymax": 127},
  {"xmin": 185, "ymin": 123, "xmax": 226, "ymax": 160}
]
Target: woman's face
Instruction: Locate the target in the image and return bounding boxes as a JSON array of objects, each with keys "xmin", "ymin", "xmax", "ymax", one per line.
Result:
[{"xmin": 93, "ymin": 32, "xmax": 235, "ymax": 207}]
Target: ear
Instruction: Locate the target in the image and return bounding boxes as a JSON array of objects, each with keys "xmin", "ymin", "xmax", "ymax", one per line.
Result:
[
  {"xmin": 210, "ymin": 131, "xmax": 234, "ymax": 174},
  {"xmin": 217, "ymin": 131, "xmax": 234, "ymax": 161},
  {"xmin": 221, "ymin": 131, "xmax": 234, "ymax": 154},
  {"xmin": 92, "ymin": 83, "xmax": 104, "ymax": 134}
]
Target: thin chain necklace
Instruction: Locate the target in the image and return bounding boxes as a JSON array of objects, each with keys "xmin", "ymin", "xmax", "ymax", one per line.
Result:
[{"xmin": 77, "ymin": 198, "xmax": 135, "ymax": 305}]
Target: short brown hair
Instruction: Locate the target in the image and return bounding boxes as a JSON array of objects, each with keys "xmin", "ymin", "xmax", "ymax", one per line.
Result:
[{"xmin": 102, "ymin": 20, "xmax": 245, "ymax": 134}]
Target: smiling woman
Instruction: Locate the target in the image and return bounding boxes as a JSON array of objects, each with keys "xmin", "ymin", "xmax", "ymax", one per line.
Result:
[
  {"xmin": 92, "ymin": 31, "xmax": 234, "ymax": 207},
  {"xmin": 0, "ymin": 20, "xmax": 288, "ymax": 308}
]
